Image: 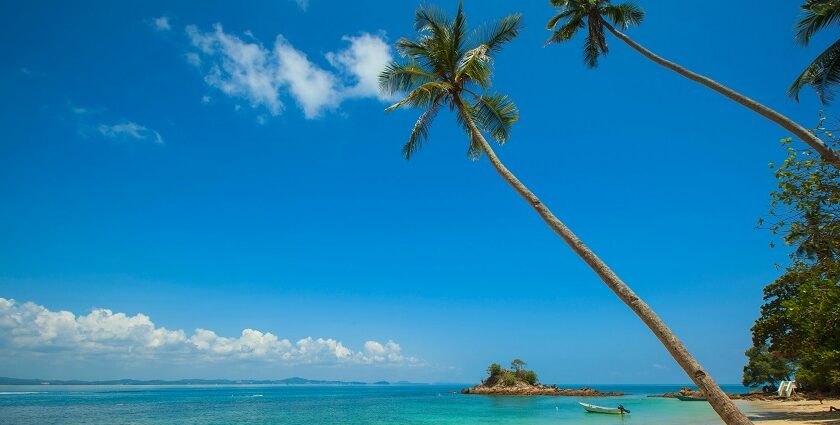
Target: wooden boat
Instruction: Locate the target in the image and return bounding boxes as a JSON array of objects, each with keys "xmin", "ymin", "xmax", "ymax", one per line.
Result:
[
  {"xmin": 579, "ymin": 402, "xmax": 629, "ymax": 414},
  {"xmin": 676, "ymin": 395, "xmax": 707, "ymax": 401}
]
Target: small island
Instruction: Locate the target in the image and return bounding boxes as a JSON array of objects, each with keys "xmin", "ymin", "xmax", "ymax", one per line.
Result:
[
  {"xmin": 461, "ymin": 359, "xmax": 624, "ymax": 397},
  {"xmin": 650, "ymin": 387, "xmax": 791, "ymax": 401}
]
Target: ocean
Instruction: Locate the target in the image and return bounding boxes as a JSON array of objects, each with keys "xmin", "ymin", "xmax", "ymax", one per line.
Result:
[{"xmin": 0, "ymin": 384, "xmax": 757, "ymax": 424}]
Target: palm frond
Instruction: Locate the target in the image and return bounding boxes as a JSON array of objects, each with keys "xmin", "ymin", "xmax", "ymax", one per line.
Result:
[
  {"xmin": 546, "ymin": 10, "xmax": 575, "ymax": 30},
  {"xmin": 471, "ymin": 93, "xmax": 519, "ymax": 144},
  {"xmin": 471, "ymin": 13, "xmax": 523, "ymax": 55},
  {"xmin": 790, "ymin": 38, "xmax": 840, "ymax": 103},
  {"xmin": 583, "ymin": 31, "xmax": 601, "ymax": 68},
  {"xmin": 602, "ymin": 2, "xmax": 645, "ymax": 30},
  {"xmin": 457, "ymin": 45, "xmax": 492, "ymax": 89},
  {"xmin": 403, "ymin": 98, "xmax": 443, "ymax": 159},
  {"xmin": 452, "ymin": 1, "xmax": 467, "ymax": 59},
  {"xmin": 385, "ymin": 82, "xmax": 451, "ymax": 111},
  {"xmin": 414, "ymin": 4, "xmax": 451, "ymax": 35},
  {"xmin": 395, "ymin": 37, "xmax": 429, "ymax": 59},
  {"xmin": 795, "ymin": 0, "xmax": 840, "ymax": 45},
  {"xmin": 379, "ymin": 61, "xmax": 437, "ymax": 96},
  {"xmin": 545, "ymin": 13, "xmax": 585, "ymax": 45},
  {"xmin": 451, "ymin": 101, "xmax": 483, "ymax": 159}
]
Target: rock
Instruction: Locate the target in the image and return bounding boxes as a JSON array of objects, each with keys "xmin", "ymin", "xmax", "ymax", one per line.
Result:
[
  {"xmin": 461, "ymin": 382, "xmax": 623, "ymax": 397},
  {"xmin": 648, "ymin": 387, "xmax": 782, "ymax": 401}
]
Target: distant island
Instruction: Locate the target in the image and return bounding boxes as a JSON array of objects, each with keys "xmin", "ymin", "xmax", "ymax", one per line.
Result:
[
  {"xmin": 0, "ymin": 376, "xmax": 418, "ymax": 386},
  {"xmin": 650, "ymin": 387, "xmax": 785, "ymax": 401},
  {"xmin": 461, "ymin": 360, "xmax": 623, "ymax": 397}
]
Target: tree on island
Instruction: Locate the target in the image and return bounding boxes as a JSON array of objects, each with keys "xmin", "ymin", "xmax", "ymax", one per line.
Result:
[
  {"xmin": 746, "ymin": 122, "xmax": 840, "ymax": 395},
  {"xmin": 544, "ymin": 0, "xmax": 840, "ymax": 169},
  {"xmin": 381, "ymin": 3, "xmax": 751, "ymax": 425},
  {"xmin": 742, "ymin": 344, "xmax": 793, "ymax": 392},
  {"xmin": 484, "ymin": 360, "xmax": 538, "ymax": 386}
]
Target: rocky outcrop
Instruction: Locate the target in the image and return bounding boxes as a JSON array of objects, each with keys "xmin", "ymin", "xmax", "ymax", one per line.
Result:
[
  {"xmin": 650, "ymin": 387, "xmax": 792, "ymax": 401},
  {"xmin": 461, "ymin": 382, "xmax": 623, "ymax": 397}
]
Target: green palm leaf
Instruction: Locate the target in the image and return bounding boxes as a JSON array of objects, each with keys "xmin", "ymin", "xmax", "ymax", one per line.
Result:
[
  {"xmin": 457, "ymin": 45, "xmax": 492, "ymax": 88},
  {"xmin": 471, "ymin": 93, "xmax": 519, "ymax": 144},
  {"xmin": 472, "ymin": 13, "xmax": 523, "ymax": 55},
  {"xmin": 382, "ymin": 3, "xmax": 521, "ymax": 160},
  {"xmin": 790, "ymin": 38, "xmax": 840, "ymax": 103},
  {"xmin": 403, "ymin": 97, "xmax": 443, "ymax": 159},
  {"xmin": 795, "ymin": 0, "xmax": 840, "ymax": 45},
  {"xmin": 603, "ymin": 2, "xmax": 645, "ymax": 30},
  {"xmin": 385, "ymin": 82, "xmax": 451, "ymax": 111},
  {"xmin": 379, "ymin": 61, "xmax": 437, "ymax": 96}
]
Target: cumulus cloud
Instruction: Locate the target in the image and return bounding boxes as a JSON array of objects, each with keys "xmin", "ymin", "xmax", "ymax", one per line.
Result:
[
  {"xmin": 98, "ymin": 122, "xmax": 164, "ymax": 144},
  {"xmin": 0, "ymin": 298, "xmax": 420, "ymax": 367},
  {"xmin": 184, "ymin": 24, "xmax": 392, "ymax": 119},
  {"xmin": 326, "ymin": 33, "xmax": 393, "ymax": 100},
  {"xmin": 153, "ymin": 16, "xmax": 171, "ymax": 32}
]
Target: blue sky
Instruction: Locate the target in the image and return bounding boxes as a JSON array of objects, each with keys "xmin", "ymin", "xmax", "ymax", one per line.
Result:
[{"xmin": 0, "ymin": 0, "xmax": 833, "ymax": 384}]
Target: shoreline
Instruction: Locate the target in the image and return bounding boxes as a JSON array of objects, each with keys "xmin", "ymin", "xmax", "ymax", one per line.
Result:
[{"xmin": 746, "ymin": 399, "xmax": 840, "ymax": 424}]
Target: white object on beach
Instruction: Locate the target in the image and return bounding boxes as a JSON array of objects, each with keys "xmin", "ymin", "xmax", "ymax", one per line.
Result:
[
  {"xmin": 578, "ymin": 402, "xmax": 628, "ymax": 414},
  {"xmin": 777, "ymin": 381, "xmax": 797, "ymax": 398}
]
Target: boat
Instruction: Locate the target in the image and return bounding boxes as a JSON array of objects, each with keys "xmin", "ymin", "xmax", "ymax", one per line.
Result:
[
  {"xmin": 676, "ymin": 395, "xmax": 707, "ymax": 401},
  {"xmin": 578, "ymin": 402, "xmax": 630, "ymax": 414}
]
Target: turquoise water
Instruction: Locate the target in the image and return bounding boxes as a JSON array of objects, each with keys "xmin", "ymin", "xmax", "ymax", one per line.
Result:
[{"xmin": 0, "ymin": 384, "xmax": 756, "ymax": 424}]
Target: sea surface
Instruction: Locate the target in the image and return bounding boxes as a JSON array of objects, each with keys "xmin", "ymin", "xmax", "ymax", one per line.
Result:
[{"xmin": 0, "ymin": 384, "xmax": 758, "ymax": 424}]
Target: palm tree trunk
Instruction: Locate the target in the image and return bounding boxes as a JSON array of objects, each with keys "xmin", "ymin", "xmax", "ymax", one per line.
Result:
[
  {"xmin": 603, "ymin": 22, "xmax": 840, "ymax": 171},
  {"xmin": 459, "ymin": 111, "xmax": 754, "ymax": 425}
]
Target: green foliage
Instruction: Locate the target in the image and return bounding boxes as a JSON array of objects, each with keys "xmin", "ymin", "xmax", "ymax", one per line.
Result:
[
  {"xmin": 487, "ymin": 363, "xmax": 502, "ymax": 378},
  {"xmin": 380, "ymin": 2, "xmax": 521, "ymax": 160},
  {"xmin": 742, "ymin": 344, "xmax": 794, "ymax": 388},
  {"xmin": 790, "ymin": 1, "xmax": 840, "ymax": 103},
  {"xmin": 515, "ymin": 369, "xmax": 539, "ymax": 385},
  {"xmin": 501, "ymin": 371, "xmax": 517, "ymax": 386},
  {"xmin": 747, "ymin": 124, "xmax": 840, "ymax": 393},
  {"xmin": 483, "ymin": 360, "xmax": 539, "ymax": 386},
  {"xmin": 545, "ymin": 0, "xmax": 645, "ymax": 68}
]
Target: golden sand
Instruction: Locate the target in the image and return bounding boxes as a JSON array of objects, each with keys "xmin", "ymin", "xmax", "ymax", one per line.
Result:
[{"xmin": 746, "ymin": 399, "xmax": 840, "ymax": 424}]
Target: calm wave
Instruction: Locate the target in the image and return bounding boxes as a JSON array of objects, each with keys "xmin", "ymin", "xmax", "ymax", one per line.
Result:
[{"xmin": 0, "ymin": 384, "xmax": 756, "ymax": 424}]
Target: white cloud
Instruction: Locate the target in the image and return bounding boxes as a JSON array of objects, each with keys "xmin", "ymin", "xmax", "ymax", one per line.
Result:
[
  {"xmin": 327, "ymin": 33, "xmax": 393, "ymax": 100},
  {"xmin": 0, "ymin": 298, "xmax": 420, "ymax": 367},
  {"xmin": 68, "ymin": 103, "xmax": 163, "ymax": 145},
  {"xmin": 184, "ymin": 24, "xmax": 391, "ymax": 119},
  {"xmin": 153, "ymin": 16, "xmax": 171, "ymax": 31},
  {"xmin": 98, "ymin": 122, "xmax": 164, "ymax": 144},
  {"xmin": 186, "ymin": 24, "xmax": 284, "ymax": 116},
  {"xmin": 292, "ymin": 0, "xmax": 309, "ymax": 11},
  {"xmin": 274, "ymin": 36, "xmax": 340, "ymax": 118}
]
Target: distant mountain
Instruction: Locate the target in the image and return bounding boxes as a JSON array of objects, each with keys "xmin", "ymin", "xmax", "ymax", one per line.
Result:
[{"xmin": 0, "ymin": 376, "xmax": 423, "ymax": 386}]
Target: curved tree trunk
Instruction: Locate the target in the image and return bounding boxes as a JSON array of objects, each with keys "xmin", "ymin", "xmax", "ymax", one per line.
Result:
[
  {"xmin": 458, "ymin": 112, "xmax": 753, "ymax": 424},
  {"xmin": 603, "ymin": 23, "xmax": 840, "ymax": 170}
]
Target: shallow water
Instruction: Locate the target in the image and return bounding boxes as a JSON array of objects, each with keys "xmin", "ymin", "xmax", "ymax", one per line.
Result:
[{"xmin": 0, "ymin": 384, "xmax": 755, "ymax": 424}]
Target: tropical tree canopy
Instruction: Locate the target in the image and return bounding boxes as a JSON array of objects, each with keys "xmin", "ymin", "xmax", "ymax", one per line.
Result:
[
  {"xmin": 790, "ymin": 0, "xmax": 840, "ymax": 104},
  {"xmin": 379, "ymin": 2, "xmax": 521, "ymax": 159},
  {"xmin": 747, "ymin": 122, "xmax": 840, "ymax": 393},
  {"xmin": 545, "ymin": 0, "xmax": 644, "ymax": 67}
]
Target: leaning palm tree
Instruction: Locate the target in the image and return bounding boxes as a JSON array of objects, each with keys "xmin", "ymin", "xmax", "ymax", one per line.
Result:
[
  {"xmin": 381, "ymin": 4, "xmax": 753, "ymax": 425},
  {"xmin": 789, "ymin": 0, "xmax": 840, "ymax": 104},
  {"xmin": 545, "ymin": 0, "xmax": 840, "ymax": 170}
]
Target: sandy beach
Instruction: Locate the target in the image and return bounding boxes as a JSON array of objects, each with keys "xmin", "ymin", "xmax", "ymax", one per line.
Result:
[{"xmin": 748, "ymin": 399, "xmax": 840, "ymax": 425}]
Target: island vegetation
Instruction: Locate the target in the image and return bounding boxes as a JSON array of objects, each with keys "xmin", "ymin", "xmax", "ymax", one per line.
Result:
[
  {"xmin": 384, "ymin": 1, "xmax": 840, "ymax": 424},
  {"xmin": 461, "ymin": 360, "xmax": 623, "ymax": 397},
  {"xmin": 743, "ymin": 122, "xmax": 840, "ymax": 397}
]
